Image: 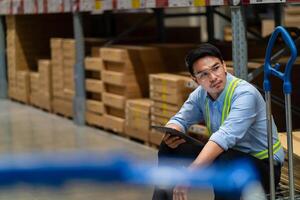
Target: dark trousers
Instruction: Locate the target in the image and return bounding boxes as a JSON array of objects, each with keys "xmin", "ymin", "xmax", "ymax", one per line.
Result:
[{"xmin": 152, "ymin": 141, "xmax": 282, "ymax": 200}]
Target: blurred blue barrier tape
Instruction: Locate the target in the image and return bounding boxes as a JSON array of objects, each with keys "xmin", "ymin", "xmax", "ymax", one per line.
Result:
[{"xmin": 0, "ymin": 151, "xmax": 258, "ymax": 193}]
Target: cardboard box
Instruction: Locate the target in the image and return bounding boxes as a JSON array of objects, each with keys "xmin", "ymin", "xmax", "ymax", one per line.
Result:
[
  {"xmin": 149, "ymin": 73, "xmax": 192, "ymax": 105},
  {"xmin": 149, "ymin": 73, "xmax": 191, "ymax": 91},
  {"xmin": 30, "ymin": 93, "xmax": 40, "ymax": 107},
  {"xmin": 86, "ymin": 100, "xmax": 104, "ymax": 114},
  {"xmin": 103, "ymin": 92, "xmax": 125, "ymax": 110},
  {"xmin": 104, "ymin": 83, "xmax": 141, "ymax": 98},
  {"xmin": 102, "ymin": 70, "xmax": 137, "ymax": 86},
  {"xmin": 149, "ymin": 130, "xmax": 163, "ymax": 146},
  {"xmin": 150, "ymin": 91, "xmax": 187, "ymax": 106},
  {"xmin": 153, "ymin": 101, "xmax": 181, "ymax": 113},
  {"xmin": 151, "ymin": 106, "xmax": 177, "ymax": 119},
  {"xmin": 126, "ymin": 98, "xmax": 153, "ymax": 112},
  {"xmin": 85, "ymin": 57, "xmax": 103, "ymax": 72},
  {"xmin": 50, "ymin": 38, "xmax": 63, "ymax": 49},
  {"xmin": 104, "ymin": 106, "xmax": 125, "ymax": 118},
  {"xmin": 62, "ymin": 39, "xmax": 76, "ymax": 59},
  {"xmin": 38, "ymin": 95, "xmax": 52, "ymax": 111},
  {"xmin": 29, "ymin": 72, "xmax": 39, "ymax": 94},
  {"xmin": 16, "ymin": 70, "xmax": 30, "ymax": 103},
  {"xmin": 85, "ymin": 111, "xmax": 105, "ymax": 127},
  {"xmin": 151, "ymin": 115, "xmax": 169, "ymax": 126},
  {"xmin": 64, "ymin": 89, "xmax": 74, "ymax": 101},
  {"xmin": 125, "ymin": 125, "xmax": 149, "ymax": 142},
  {"xmin": 126, "ymin": 117, "xmax": 150, "ymax": 130},
  {"xmin": 262, "ymin": 19, "xmax": 275, "ymax": 37},
  {"xmin": 103, "ymin": 60, "xmax": 132, "ymax": 72},
  {"xmin": 103, "ymin": 114, "xmax": 125, "ymax": 134},
  {"xmin": 126, "ymin": 99, "xmax": 152, "ymax": 129},
  {"xmin": 85, "ymin": 79, "xmax": 103, "ymax": 93},
  {"xmin": 52, "ymin": 97, "xmax": 73, "ymax": 117},
  {"xmin": 91, "ymin": 47, "xmax": 101, "ymax": 57},
  {"xmin": 126, "ymin": 107, "xmax": 150, "ymax": 121},
  {"xmin": 101, "ymin": 47, "xmax": 129, "ymax": 62},
  {"xmin": 63, "ymin": 59, "xmax": 75, "ymax": 68},
  {"xmin": 38, "ymin": 59, "xmax": 52, "ymax": 96}
]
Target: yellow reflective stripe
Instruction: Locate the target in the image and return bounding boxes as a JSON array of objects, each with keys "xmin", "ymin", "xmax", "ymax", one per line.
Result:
[
  {"xmin": 253, "ymin": 140, "xmax": 282, "ymax": 159},
  {"xmin": 205, "ymin": 98, "xmax": 211, "ymax": 135},
  {"xmin": 255, "ymin": 140, "xmax": 281, "ymax": 158},
  {"xmin": 221, "ymin": 79, "xmax": 236, "ymax": 123},
  {"xmin": 221, "ymin": 79, "xmax": 240, "ymax": 123},
  {"xmin": 225, "ymin": 79, "xmax": 241, "ymax": 118}
]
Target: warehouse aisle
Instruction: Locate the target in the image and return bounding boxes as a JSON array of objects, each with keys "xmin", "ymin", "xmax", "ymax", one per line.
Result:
[
  {"xmin": 0, "ymin": 99, "xmax": 156, "ymax": 157},
  {"xmin": 0, "ymin": 99, "xmax": 212, "ymax": 200}
]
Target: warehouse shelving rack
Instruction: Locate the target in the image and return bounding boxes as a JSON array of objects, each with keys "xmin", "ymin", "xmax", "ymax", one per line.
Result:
[{"xmin": 0, "ymin": 0, "xmax": 299, "ymax": 126}]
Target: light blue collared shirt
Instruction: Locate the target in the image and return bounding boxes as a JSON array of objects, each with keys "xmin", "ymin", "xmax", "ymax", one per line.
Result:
[{"xmin": 168, "ymin": 73, "xmax": 284, "ymax": 163}]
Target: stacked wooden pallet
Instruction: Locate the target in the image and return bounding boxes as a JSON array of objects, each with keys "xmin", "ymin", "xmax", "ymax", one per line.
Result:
[
  {"xmin": 100, "ymin": 46, "xmax": 164, "ymax": 134},
  {"xmin": 149, "ymin": 73, "xmax": 193, "ymax": 146},
  {"xmin": 278, "ymin": 132, "xmax": 300, "ymax": 190},
  {"xmin": 29, "ymin": 59, "xmax": 52, "ymax": 111},
  {"xmin": 85, "ymin": 56, "xmax": 105, "ymax": 127},
  {"xmin": 50, "ymin": 38, "xmax": 73, "ymax": 117},
  {"xmin": 125, "ymin": 99, "xmax": 153, "ymax": 144}
]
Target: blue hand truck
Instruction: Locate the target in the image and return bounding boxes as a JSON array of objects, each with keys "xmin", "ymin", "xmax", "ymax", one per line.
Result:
[{"xmin": 264, "ymin": 26, "xmax": 298, "ymax": 200}]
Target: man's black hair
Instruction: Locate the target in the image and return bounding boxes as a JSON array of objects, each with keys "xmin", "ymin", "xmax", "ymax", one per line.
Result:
[{"xmin": 185, "ymin": 43, "xmax": 224, "ymax": 76}]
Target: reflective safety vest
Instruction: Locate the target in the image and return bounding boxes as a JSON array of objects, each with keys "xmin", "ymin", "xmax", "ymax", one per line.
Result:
[{"xmin": 204, "ymin": 78, "xmax": 282, "ymax": 160}]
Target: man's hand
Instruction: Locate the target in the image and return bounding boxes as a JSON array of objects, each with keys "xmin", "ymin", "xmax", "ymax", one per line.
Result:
[
  {"xmin": 163, "ymin": 134, "xmax": 186, "ymax": 149},
  {"xmin": 163, "ymin": 124, "xmax": 186, "ymax": 149},
  {"xmin": 173, "ymin": 185, "xmax": 188, "ymax": 200}
]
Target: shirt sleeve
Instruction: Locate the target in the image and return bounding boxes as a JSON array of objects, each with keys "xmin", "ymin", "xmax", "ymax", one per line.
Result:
[
  {"xmin": 167, "ymin": 89, "xmax": 204, "ymax": 133},
  {"xmin": 209, "ymin": 88, "xmax": 257, "ymax": 150}
]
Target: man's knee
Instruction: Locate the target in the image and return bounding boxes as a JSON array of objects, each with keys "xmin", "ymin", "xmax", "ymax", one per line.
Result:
[{"xmin": 158, "ymin": 141, "xmax": 174, "ymax": 159}]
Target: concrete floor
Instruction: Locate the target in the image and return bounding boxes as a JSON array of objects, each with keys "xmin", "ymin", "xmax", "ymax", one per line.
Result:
[{"xmin": 0, "ymin": 99, "xmax": 213, "ymax": 200}]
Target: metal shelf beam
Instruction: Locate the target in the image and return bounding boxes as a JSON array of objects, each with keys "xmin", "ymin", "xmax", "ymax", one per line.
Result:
[
  {"xmin": 73, "ymin": 12, "xmax": 86, "ymax": 126},
  {"xmin": 0, "ymin": 16, "xmax": 7, "ymax": 99},
  {"xmin": 231, "ymin": 6, "xmax": 248, "ymax": 80}
]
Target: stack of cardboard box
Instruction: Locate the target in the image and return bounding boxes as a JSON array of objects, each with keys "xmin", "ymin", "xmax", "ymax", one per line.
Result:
[
  {"xmin": 29, "ymin": 60, "xmax": 52, "ymax": 111},
  {"xmin": 125, "ymin": 99, "xmax": 153, "ymax": 143},
  {"xmin": 62, "ymin": 39, "xmax": 75, "ymax": 100},
  {"xmin": 38, "ymin": 59, "xmax": 52, "ymax": 110},
  {"xmin": 50, "ymin": 38, "xmax": 73, "ymax": 117},
  {"xmin": 101, "ymin": 47, "xmax": 142, "ymax": 134},
  {"xmin": 101, "ymin": 46, "xmax": 165, "ymax": 134},
  {"xmin": 279, "ymin": 132, "xmax": 300, "ymax": 190},
  {"xmin": 6, "ymin": 16, "xmax": 30, "ymax": 103},
  {"xmin": 29, "ymin": 72, "xmax": 40, "ymax": 106},
  {"xmin": 85, "ymin": 56, "xmax": 105, "ymax": 126},
  {"xmin": 6, "ymin": 16, "xmax": 18, "ymax": 100},
  {"xmin": 149, "ymin": 73, "xmax": 193, "ymax": 145},
  {"xmin": 15, "ymin": 71, "xmax": 30, "ymax": 103}
]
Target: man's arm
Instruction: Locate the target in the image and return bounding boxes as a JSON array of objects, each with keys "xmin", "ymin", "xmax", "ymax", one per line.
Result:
[
  {"xmin": 173, "ymin": 141, "xmax": 224, "ymax": 200},
  {"xmin": 165, "ymin": 123, "xmax": 183, "ymax": 131},
  {"xmin": 189, "ymin": 141, "xmax": 224, "ymax": 170}
]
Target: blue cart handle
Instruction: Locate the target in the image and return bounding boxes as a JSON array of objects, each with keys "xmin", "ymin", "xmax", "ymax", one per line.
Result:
[{"xmin": 264, "ymin": 26, "xmax": 298, "ymax": 94}]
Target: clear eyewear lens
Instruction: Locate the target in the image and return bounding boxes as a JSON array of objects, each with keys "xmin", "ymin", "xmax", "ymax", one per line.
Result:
[{"xmin": 195, "ymin": 65, "xmax": 222, "ymax": 81}]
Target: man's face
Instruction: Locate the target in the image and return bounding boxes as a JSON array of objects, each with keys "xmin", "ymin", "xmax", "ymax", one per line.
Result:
[{"xmin": 192, "ymin": 56, "xmax": 227, "ymax": 99}]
